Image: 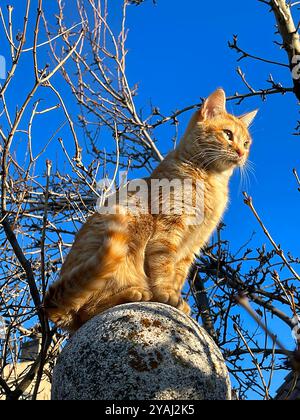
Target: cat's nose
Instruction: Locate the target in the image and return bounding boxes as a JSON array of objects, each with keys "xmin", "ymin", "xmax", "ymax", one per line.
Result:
[{"xmin": 235, "ymin": 148, "xmax": 245, "ymax": 158}]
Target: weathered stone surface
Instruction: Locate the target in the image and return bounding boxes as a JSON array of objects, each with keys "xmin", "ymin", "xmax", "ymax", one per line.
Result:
[{"xmin": 52, "ymin": 302, "xmax": 231, "ymax": 400}]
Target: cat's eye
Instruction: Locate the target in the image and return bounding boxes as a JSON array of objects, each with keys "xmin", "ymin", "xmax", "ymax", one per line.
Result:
[
  {"xmin": 223, "ymin": 130, "xmax": 234, "ymax": 142},
  {"xmin": 244, "ymin": 141, "xmax": 250, "ymax": 149}
]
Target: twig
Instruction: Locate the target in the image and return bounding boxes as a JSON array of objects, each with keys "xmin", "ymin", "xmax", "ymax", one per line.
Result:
[{"xmin": 243, "ymin": 192, "xmax": 300, "ymax": 282}]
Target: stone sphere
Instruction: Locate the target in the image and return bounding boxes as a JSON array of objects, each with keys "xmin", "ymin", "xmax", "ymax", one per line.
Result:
[{"xmin": 52, "ymin": 302, "xmax": 231, "ymax": 400}]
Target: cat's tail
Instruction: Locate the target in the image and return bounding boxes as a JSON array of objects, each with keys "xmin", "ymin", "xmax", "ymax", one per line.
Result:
[{"xmin": 43, "ymin": 213, "xmax": 128, "ymax": 329}]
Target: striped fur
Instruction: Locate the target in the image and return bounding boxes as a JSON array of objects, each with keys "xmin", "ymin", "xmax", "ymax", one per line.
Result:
[{"xmin": 44, "ymin": 89, "xmax": 257, "ymax": 331}]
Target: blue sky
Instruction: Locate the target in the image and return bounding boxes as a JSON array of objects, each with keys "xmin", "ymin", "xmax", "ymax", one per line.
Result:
[{"xmin": 1, "ymin": 0, "xmax": 299, "ymax": 399}]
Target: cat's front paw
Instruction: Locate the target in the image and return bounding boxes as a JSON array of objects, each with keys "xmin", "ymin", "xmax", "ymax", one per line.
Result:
[
  {"xmin": 151, "ymin": 287, "xmax": 181, "ymax": 308},
  {"xmin": 151, "ymin": 288, "xmax": 191, "ymax": 315},
  {"xmin": 124, "ymin": 287, "xmax": 153, "ymax": 303}
]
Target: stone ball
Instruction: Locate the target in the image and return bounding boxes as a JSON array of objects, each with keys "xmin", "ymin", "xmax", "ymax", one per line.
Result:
[{"xmin": 52, "ymin": 302, "xmax": 231, "ymax": 400}]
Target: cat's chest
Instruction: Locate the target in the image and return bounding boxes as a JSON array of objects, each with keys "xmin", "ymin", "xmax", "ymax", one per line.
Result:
[
  {"xmin": 203, "ymin": 177, "xmax": 229, "ymax": 221},
  {"xmin": 177, "ymin": 177, "xmax": 229, "ymax": 260}
]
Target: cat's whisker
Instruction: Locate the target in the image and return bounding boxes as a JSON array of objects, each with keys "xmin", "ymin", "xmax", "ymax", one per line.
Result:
[
  {"xmin": 246, "ymin": 163, "xmax": 256, "ymax": 177},
  {"xmin": 246, "ymin": 166, "xmax": 258, "ymax": 185},
  {"xmin": 239, "ymin": 166, "xmax": 250, "ymax": 192},
  {"xmin": 203, "ymin": 155, "xmax": 226, "ymax": 170},
  {"xmin": 191, "ymin": 148, "xmax": 227, "ymax": 162},
  {"xmin": 192, "ymin": 149, "xmax": 221, "ymax": 159},
  {"xmin": 238, "ymin": 159, "xmax": 257, "ymax": 191}
]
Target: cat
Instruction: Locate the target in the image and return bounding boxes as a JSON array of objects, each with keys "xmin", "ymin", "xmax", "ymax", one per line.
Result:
[{"xmin": 44, "ymin": 89, "xmax": 258, "ymax": 332}]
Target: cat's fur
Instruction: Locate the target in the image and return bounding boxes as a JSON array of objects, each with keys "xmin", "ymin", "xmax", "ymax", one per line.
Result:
[{"xmin": 44, "ymin": 89, "xmax": 258, "ymax": 331}]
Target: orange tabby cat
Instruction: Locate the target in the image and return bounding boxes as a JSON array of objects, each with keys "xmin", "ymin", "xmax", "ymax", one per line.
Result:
[{"xmin": 44, "ymin": 89, "xmax": 258, "ymax": 331}]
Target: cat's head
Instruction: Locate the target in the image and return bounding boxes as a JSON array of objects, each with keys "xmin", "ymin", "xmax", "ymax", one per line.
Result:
[{"xmin": 179, "ymin": 89, "xmax": 258, "ymax": 172}]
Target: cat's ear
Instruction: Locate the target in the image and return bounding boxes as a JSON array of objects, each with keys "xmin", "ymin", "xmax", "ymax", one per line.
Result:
[
  {"xmin": 239, "ymin": 110, "xmax": 258, "ymax": 128},
  {"xmin": 200, "ymin": 89, "xmax": 227, "ymax": 120}
]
